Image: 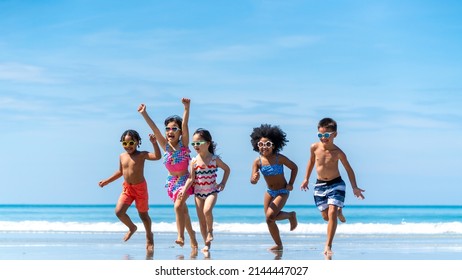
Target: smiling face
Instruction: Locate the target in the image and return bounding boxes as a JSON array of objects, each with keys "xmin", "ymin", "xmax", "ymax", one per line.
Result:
[
  {"xmin": 121, "ymin": 134, "xmax": 138, "ymax": 154},
  {"xmin": 191, "ymin": 134, "xmax": 209, "ymax": 153},
  {"xmin": 257, "ymin": 137, "xmax": 274, "ymax": 156},
  {"xmin": 165, "ymin": 121, "xmax": 181, "ymax": 143},
  {"xmin": 317, "ymin": 127, "xmax": 336, "ymax": 146}
]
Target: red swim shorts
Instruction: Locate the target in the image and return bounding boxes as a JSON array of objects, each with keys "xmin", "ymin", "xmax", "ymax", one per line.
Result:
[{"xmin": 119, "ymin": 181, "xmax": 149, "ymax": 212}]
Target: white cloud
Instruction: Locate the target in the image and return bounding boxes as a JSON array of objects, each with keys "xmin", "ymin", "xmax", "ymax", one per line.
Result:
[
  {"xmin": 274, "ymin": 35, "xmax": 320, "ymax": 48},
  {"xmin": 0, "ymin": 63, "xmax": 58, "ymax": 84},
  {"xmin": 193, "ymin": 34, "xmax": 320, "ymax": 62}
]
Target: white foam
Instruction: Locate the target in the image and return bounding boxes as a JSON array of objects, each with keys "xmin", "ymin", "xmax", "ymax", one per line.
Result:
[{"xmin": 1, "ymin": 221, "xmax": 462, "ymax": 235}]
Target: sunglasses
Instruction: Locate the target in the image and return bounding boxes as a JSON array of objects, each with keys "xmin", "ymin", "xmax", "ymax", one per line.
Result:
[
  {"xmin": 165, "ymin": 127, "xmax": 180, "ymax": 132},
  {"xmin": 191, "ymin": 141, "xmax": 207, "ymax": 147},
  {"xmin": 121, "ymin": 140, "xmax": 136, "ymax": 147},
  {"xmin": 257, "ymin": 141, "xmax": 273, "ymax": 148},
  {"xmin": 317, "ymin": 132, "xmax": 335, "ymax": 139}
]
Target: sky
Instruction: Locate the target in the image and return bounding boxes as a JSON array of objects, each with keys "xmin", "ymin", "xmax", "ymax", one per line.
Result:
[{"xmin": 1, "ymin": 0, "xmax": 462, "ymax": 206}]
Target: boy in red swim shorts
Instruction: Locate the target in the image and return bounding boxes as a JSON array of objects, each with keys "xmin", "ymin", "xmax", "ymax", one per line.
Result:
[{"xmin": 99, "ymin": 129, "xmax": 161, "ymax": 253}]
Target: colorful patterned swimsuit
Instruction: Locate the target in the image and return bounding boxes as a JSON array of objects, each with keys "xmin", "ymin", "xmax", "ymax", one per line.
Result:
[
  {"xmin": 193, "ymin": 155, "xmax": 219, "ymax": 199},
  {"xmin": 163, "ymin": 142, "xmax": 193, "ymax": 202}
]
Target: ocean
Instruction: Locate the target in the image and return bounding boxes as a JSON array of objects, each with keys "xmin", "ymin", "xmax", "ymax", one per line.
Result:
[
  {"xmin": 1, "ymin": 204, "xmax": 461, "ymax": 260},
  {"xmin": 1, "ymin": 204, "xmax": 461, "ymax": 234}
]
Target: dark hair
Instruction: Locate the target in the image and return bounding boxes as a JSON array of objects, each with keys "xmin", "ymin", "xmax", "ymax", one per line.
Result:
[
  {"xmin": 193, "ymin": 128, "xmax": 216, "ymax": 154},
  {"xmin": 318, "ymin": 117, "xmax": 337, "ymax": 132},
  {"xmin": 250, "ymin": 124, "xmax": 288, "ymax": 153},
  {"xmin": 164, "ymin": 115, "xmax": 183, "ymax": 128},
  {"xmin": 120, "ymin": 129, "xmax": 141, "ymax": 148}
]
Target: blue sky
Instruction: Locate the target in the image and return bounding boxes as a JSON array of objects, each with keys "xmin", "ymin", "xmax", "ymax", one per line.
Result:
[{"xmin": 1, "ymin": 0, "xmax": 461, "ymax": 206}]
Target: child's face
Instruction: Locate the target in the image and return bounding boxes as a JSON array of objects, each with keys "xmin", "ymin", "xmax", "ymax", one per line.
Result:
[
  {"xmin": 121, "ymin": 135, "xmax": 138, "ymax": 154},
  {"xmin": 317, "ymin": 127, "xmax": 336, "ymax": 145},
  {"xmin": 257, "ymin": 137, "xmax": 274, "ymax": 156},
  {"xmin": 191, "ymin": 134, "xmax": 209, "ymax": 153},
  {"xmin": 165, "ymin": 121, "xmax": 181, "ymax": 143}
]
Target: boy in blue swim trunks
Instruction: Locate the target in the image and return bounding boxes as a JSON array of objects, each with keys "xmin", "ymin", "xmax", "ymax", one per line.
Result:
[{"xmin": 300, "ymin": 118, "xmax": 365, "ymax": 256}]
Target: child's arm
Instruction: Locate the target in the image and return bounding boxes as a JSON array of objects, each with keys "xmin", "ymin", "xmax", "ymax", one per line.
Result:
[
  {"xmin": 145, "ymin": 134, "xmax": 162, "ymax": 161},
  {"xmin": 98, "ymin": 157, "xmax": 123, "ymax": 187},
  {"xmin": 181, "ymin": 98, "xmax": 190, "ymax": 147},
  {"xmin": 339, "ymin": 151, "xmax": 365, "ymax": 200},
  {"xmin": 138, "ymin": 104, "xmax": 168, "ymax": 150},
  {"xmin": 250, "ymin": 158, "xmax": 260, "ymax": 184},
  {"xmin": 178, "ymin": 159, "xmax": 196, "ymax": 198},
  {"xmin": 280, "ymin": 155, "xmax": 298, "ymax": 191},
  {"xmin": 216, "ymin": 157, "xmax": 230, "ymax": 191},
  {"xmin": 300, "ymin": 144, "xmax": 316, "ymax": 191}
]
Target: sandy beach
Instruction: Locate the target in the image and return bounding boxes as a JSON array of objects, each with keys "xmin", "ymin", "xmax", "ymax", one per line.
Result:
[
  {"xmin": 2, "ymin": 230, "xmax": 462, "ymax": 280},
  {"xmin": 1, "ymin": 231, "xmax": 461, "ymax": 260}
]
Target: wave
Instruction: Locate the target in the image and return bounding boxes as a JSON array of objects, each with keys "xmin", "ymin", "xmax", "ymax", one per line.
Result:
[{"xmin": 1, "ymin": 221, "xmax": 462, "ymax": 235}]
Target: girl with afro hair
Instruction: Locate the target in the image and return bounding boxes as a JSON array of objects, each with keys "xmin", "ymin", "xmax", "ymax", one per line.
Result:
[{"xmin": 250, "ymin": 124, "xmax": 298, "ymax": 252}]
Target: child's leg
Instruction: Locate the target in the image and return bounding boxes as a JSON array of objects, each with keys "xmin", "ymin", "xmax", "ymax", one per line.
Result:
[
  {"xmin": 203, "ymin": 193, "xmax": 218, "ymax": 243},
  {"xmin": 115, "ymin": 202, "xmax": 137, "ymax": 241},
  {"xmin": 183, "ymin": 204, "xmax": 198, "ymax": 248},
  {"xmin": 138, "ymin": 211, "xmax": 154, "ymax": 250},
  {"xmin": 266, "ymin": 194, "xmax": 297, "ymax": 228},
  {"xmin": 337, "ymin": 207, "xmax": 346, "ymax": 223},
  {"xmin": 195, "ymin": 197, "xmax": 209, "ymax": 251},
  {"xmin": 324, "ymin": 204, "xmax": 339, "ymax": 255},
  {"xmin": 174, "ymin": 195, "xmax": 187, "ymax": 246},
  {"xmin": 263, "ymin": 192, "xmax": 290, "ymax": 251}
]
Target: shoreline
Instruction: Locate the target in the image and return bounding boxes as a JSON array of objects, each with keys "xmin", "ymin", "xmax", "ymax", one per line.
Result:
[{"xmin": 1, "ymin": 231, "xmax": 461, "ymax": 260}]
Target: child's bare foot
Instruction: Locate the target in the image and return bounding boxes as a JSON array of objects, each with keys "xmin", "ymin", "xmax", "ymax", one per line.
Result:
[
  {"xmin": 202, "ymin": 250, "xmax": 211, "ymax": 259},
  {"xmin": 146, "ymin": 232, "xmax": 154, "ymax": 252},
  {"xmin": 190, "ymin": 247, "xmax": 198, "ymax": 258},
  {"xmin": 202, "ymin": 240, "xmax": 211, "ymax": 252},
  {"xmin": 269, "ymin": 245, "xmax": 283, "ymax": 251},
  {"xmin": 175, "ymin": 236, "xmax": 185, "ymax": 247},
  {"xmin": 123, "ymin": 226, "xmax": 137, "ymax": 242},
  {"xmin": 206, "ymin": 231, "xmax": 214, "ymax": 243},
  {"xmin": 324, "ymin": 245, "xmax": 333, "ymax": 256},
  {"xmin": 338, "ymin": 209, "xmax": 346, "ymax": 223},
  {"xmin": 190, "ymin": 231, "xmax": 198, "ymax": 249},
  {"xmin": 289, "ymin": 212, "xmax": 298, "ymax": 231},
  {"xmin": 271, "ymin": 250, "xmax": 283, "ymax": 260}
]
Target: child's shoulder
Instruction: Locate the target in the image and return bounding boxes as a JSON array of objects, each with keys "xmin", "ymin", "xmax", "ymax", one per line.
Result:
[
  {"xmin": 310, "ymin": 142, "xmax": 320, "ymax": 149},
  {"xmin": 274, "ymin": 152, "xmax": 285, "ymax": 158},
  {"xmin": 276, "ymin": 153, "xmax": 293, "ymax": 163}
]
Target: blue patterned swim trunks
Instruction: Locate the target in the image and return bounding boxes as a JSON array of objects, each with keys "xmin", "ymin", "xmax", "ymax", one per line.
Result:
[{"xmin": 313, "ymin": 176, "xmax": 346, "ymax": 211}]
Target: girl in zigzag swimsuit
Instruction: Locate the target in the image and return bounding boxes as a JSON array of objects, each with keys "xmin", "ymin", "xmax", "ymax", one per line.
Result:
[
  {"xmin": 193, "ymin": 155, "xmax": 220, "ymax": 198},
  {"xmin": 180, "ymin": 128, "xmax": 230, "ymax": 252}
]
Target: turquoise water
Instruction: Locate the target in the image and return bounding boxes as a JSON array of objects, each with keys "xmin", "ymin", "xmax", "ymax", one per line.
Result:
[
  {"xmin": 1, "ymin": 204, "xmax": 461, "ymax": 260},
  {"xmin": 1, "ymin": 204, "xmax": 461, "ymax": 234}
]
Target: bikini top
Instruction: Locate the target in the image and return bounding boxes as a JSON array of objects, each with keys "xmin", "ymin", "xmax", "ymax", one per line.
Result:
[
  {"xmin": 192, "ymin": 155, "xmax": 218, "ymax": 188},
  {"xmin": 163, "ymin": 141, "xmax": 191, "ymax": 173},
  {"xmin": 259, "ymin": 154, "xmax": 284, "ymax": 176}
]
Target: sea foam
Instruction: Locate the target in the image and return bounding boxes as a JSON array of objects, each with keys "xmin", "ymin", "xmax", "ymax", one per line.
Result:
[{"xmin": 1, "ymin": 221, "xmax": 462, "ymax": 235}]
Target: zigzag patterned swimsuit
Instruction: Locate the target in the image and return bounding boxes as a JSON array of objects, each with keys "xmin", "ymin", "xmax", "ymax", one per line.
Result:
[{"xmin": 192, "ymin": 155, "xmax": 219, "ymax": 199}]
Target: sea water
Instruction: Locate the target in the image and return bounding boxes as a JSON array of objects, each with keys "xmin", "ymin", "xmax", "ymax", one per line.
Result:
[
  {"xmin": 1, "ymin": 204, "xmax": 461, "ymax": 235},
  {"xmin": 1, "ymin": 204, "xmax": 462, "ymax": 260}
]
